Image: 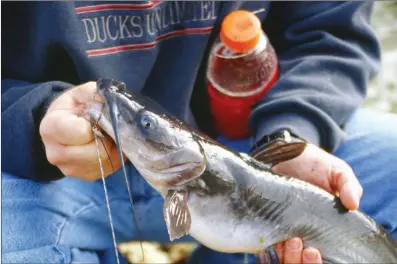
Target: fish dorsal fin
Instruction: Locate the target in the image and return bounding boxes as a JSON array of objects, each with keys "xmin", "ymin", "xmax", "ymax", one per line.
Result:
[
  {"xmin": 250, "ymin": 140, "xmax": 307, "ymax": 167},
  {"xmin": 163, "ymin": 189, "xmax": 191, "ymax": 241}
]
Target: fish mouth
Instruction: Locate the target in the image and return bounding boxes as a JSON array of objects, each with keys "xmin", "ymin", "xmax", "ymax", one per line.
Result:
[
  {"xmin": 152, "ymin": 161, "xmax": 203, "ymax": 174},
  {"xmin": 87, "ymin": 99, "xmax": 107, "ymax": 128},
  {"xmin": 87, "ymin": 98, "xmax": 206, "ymax": 185},
  {"xmin": 88, "ymin": 78, "xmax": 208, "ymax": 187},
  {"xmin": 140, "ymin": 160, "xmax": 206, "ymax": 187}
]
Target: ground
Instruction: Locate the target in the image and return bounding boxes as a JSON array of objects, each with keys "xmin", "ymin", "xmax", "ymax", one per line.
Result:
[{"xmin": 120, "ymin": 2, "xmax": 397, "ymax": 263}]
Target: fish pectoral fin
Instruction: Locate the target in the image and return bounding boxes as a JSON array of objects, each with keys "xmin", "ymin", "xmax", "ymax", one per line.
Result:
[
  {"xmin": 163, "ymin": 189, "xmax": 191, "ymax": 241},
  {"xmin": 250, "ymin": 140, "xmax": 307, "ymax": 167}
]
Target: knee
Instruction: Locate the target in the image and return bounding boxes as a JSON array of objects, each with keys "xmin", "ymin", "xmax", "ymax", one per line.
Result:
[
  {"xmin": 2, "ymin": 173, "xmax": 67, "ymax": 254},
  {"xmin": 341, "ymin": 110, "xmax": 397, "ymax": 187},
  {"xmin": 339, "ymin": 110, "xmax": 397, "ymax": 237},
  {"xmin": 346, "ymin": 109, "xmax": 397, "ymax": 140},
  {"xmin": 2, "ymin": 245, "xmax": 101, "ymax": 264},
  {"xmin": 345, "ymin": 109, "xmax": 397, "ymax": 161}
]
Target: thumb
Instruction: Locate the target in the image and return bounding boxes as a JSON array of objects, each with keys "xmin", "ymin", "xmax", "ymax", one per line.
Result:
[
  {"xmin": 330, "ymin": 161, "xmax": 363, "ymax": 211},
  {"xmin": 70, "ymin": 81, "xmax": 100, "ymax": 105},
  {"xmin": 47, "ymin": 82, "xmax": 98, "ymax": 114},
  {"xmin": 41, "ymin": 82, "xmax": 99, "ymax": 146}
]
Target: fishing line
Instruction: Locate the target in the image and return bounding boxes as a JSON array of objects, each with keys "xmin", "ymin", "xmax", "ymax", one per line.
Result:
[
  {"xmin": 108, "ymin": 95, "xmax": 146, "ymax": 263},
  {"xmin": 88, "ymin": 90, "xmax": 120, "ymax": 264},
  {"xmin": 98, "ymin": 136, "xmax": 115, "ymax": 172},
  {"xmin": 92, "ymin": 123, "xmax": 121, "ymax": 264},
  {"xmin": 114, "ymin": 126, "xmax": 146, "ymax": 263},
  {"xmin": 88, "ymin": 87, "xmax": 145, "ymax": 262}
]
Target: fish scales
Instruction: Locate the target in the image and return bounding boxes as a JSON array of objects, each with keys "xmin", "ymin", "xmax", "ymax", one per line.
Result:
[
  {"xmin": 187, "ymin": 140, "xmax": 397, "ymax": 263},
  {"xmin": 87, "ymin": 78, "xmax": 397, "ymax": 264}
]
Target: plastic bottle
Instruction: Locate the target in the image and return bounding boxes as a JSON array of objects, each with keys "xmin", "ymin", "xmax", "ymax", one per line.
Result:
[{"xmin": 207, "ymin": 10, "xmax": 279, "ymax": 139}]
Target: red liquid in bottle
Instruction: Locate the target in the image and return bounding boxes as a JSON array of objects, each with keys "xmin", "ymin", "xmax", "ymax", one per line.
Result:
[{"xmin": 207, "ymin": 13, "xmax": 279, "ymax": 139}]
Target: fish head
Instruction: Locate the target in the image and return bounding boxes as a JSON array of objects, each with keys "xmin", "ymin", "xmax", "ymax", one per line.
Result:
[{"xmin": 88, "ymin": 78, "xmax": 207, "ymax": 189}]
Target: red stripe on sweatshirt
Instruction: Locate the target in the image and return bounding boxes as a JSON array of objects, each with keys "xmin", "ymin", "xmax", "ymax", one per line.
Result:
[
  {"xmin": 87, "ymin": 26, "xmax": 214, "ymax": 57},
  {"xmin": 75, "ymin": 2, "xmax": 160, "ymax": 14}
]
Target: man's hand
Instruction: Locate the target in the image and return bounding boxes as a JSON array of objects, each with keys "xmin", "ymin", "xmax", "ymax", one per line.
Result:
[
  {"xmin": 273, "ymin": 143, "xmax": 363, "ymax": 210},
  {"xmin": 272, "ymin": 143, "xmax": 363, "ymax": 263},
  {"xmin": 274, "ymin": 238, "xmax": 322, "ymax": 264},
  {"xmin": 39, "ymin": 82, "xmax": 122, "ymax": 181}
]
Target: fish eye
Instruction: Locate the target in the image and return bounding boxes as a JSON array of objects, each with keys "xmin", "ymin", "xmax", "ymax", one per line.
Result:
[{"xmin": 140, "ymin": 114, "xmax": 156, "ymax": 130}]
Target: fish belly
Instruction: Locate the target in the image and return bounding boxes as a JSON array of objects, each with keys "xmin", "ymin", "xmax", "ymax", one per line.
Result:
[
  {"xmin": 186, "ymin": 194, "xmax": 397, "ymax": 263},
  {"xmin": 187, "ymin": 194, "xmax": 274, "ymax": 254}
]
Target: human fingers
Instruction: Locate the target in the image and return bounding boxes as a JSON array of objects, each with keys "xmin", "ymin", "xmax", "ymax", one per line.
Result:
[
  {"xmin": 302, "ymin": 247, "xmax": 322, "ymax": 264},
  {"xmin": 69, "ymin": 81, "xmax": 102, "ymax": 105},
  {"xmin": 40, "ymin": 82, "xmax": 100, "ymax": 146},
  {"xmin": 40, "ymin": 110, "xmax": 94, "ymax": 145},
  {"xmin": 272, "ymin": 144, "xmax": 334, "ymax": 194},
  {"xmin": 284, "ymin": 237, "xmax": 303, "ymax": 264},
  {"xmin": 46, "ymin": 81, "xmax": 98, "ymax": 113},
  {"xmin": 275, "ymin": 242, "xmax": 285, "ymax": 263},
  {"xmin": 44, "ymin": 135, "xmax": 125, "ymax": 181},
  {"xmin": 272, "ymin": 143, "xmax": 363, "ymax": 211},
  {"xmin": 329, "ymin": 159, "xmax": 363, "ymax": 210}
]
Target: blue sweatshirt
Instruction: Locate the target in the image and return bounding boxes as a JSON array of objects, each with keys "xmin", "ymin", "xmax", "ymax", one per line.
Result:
[{"xmin": 2, "ymin": 1, "xmax": 381, "ymax": 181}]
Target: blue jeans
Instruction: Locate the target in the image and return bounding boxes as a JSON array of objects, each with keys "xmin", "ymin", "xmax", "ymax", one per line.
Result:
[{"xmin": 2, "ymin": 109, "xmax": 397, "ymax": 263}]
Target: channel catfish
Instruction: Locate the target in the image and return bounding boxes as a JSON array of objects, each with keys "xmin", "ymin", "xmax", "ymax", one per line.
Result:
[{"xmin": 87, "ymin": 78, "xmax": 397, "ymax": 264}]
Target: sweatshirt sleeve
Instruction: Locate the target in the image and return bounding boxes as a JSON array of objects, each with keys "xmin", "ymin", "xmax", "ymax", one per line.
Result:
[
  {"xmin": 2, "ymin": 79, "xmax": 73, "ymax": 181},
  {"xmin": 250, "ymin": 1, "xmax": 381, "ymax": 152}
]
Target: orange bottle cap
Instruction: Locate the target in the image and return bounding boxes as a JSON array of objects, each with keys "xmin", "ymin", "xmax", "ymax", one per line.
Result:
[{"xmin": 220, "ymin": 10, "xmax": 261, "ymax": 54}]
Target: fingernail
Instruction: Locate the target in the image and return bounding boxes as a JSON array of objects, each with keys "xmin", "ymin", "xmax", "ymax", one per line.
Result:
[
  {"xmin": 286, "ymin": 238, "xmax": 301, "ymax": 251},
  {"xmin": 357, "ymin": 187, "xmax": 363, "ymax": 199},
  {"xmin": 303, "ymin": 249, "xmax": 318, "ymax": 262},
  {"xmin": 343, "ymin": 183, "xmax": 360, "ymax": 210}
]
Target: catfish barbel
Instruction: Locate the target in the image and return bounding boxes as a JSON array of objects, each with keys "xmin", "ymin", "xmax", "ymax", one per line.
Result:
[{"xmin": 87, "ymin": 78, "xmax": 397, "ymax": 264}]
